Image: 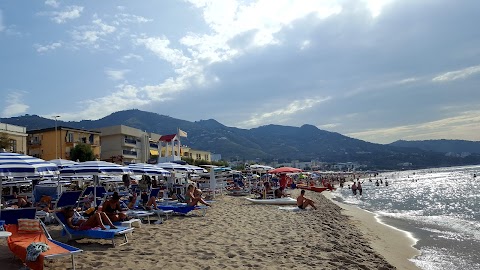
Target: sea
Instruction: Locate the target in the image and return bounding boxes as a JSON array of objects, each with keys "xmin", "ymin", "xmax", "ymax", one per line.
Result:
[{"xmin": 330, "ymin": 165, "xmax": 480, "ymax": 270}]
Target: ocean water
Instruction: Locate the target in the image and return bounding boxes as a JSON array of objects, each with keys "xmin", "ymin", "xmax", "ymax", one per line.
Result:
[{"xmin": 330, "ymin": 165, "xmax": 480, "ymax": 270}]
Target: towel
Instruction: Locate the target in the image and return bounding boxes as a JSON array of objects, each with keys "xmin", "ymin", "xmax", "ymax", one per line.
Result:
[{"xmin": 26, "ymin": 242, "xmax": 50, "ymax": 261}]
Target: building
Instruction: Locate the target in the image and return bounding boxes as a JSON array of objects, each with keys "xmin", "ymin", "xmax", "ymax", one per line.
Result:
[
  {"xmin": 28, "ymin": 126, "xmax": 101, "ymax": 160},
  {"xmin": 95, "ymin": 125, "xmax": 161, "ymax": 164},
  {"xmin": 0, "ymin": 122, "xmax": 28, "ymax": 154},
  {"xmin": 180, "ymin": 145, "xmax": 212, "ymax": 162}
]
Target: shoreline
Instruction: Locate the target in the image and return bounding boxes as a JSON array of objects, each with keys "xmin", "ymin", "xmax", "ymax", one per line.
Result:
[{"xmin": 323, "ymin": 192, "xmax": 421, "ymax": 270}]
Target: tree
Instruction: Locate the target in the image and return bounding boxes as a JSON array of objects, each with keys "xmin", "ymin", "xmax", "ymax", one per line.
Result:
[
  {"xmin": 0, "ymin": 132, "xmax": 12, "ymax": 150},
  {"xmin": 70, "ymin": 143, "xmax": 95, "ymax": 162}
]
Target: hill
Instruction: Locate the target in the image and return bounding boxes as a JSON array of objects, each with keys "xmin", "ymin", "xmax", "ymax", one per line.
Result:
[{"xmin": 3, "ymin": 109, "xmax": 480, "ymax": 170}]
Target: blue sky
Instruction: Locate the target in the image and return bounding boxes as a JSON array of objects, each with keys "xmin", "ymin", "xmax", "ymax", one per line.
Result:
[{"xmin": 1, "ymin": 0, "xmax": 479, "ymax": 144}]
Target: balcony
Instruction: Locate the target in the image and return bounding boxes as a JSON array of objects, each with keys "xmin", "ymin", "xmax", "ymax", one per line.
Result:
[
  {"xmin": 124, "ymin": 138, "xmax": 137, "ymax": 145},
  {"xmin": 122, "ymin": 149, "xmax": 137, "ymax": 157}
]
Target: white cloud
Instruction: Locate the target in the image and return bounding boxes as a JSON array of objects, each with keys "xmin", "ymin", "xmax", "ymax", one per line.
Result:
[
  {"xmin": 1, "ymin": 91, "xmax": 29, "ymax": 117},
  {"xmin": 432, "ymin": 65, "xmax": 480, "ymax": 82},
  {"xmin": 34, "ymin": 42, "xmax": 62, "ymax": 53},
  {"xmin": 348, "ymin": 110, "xmax": 480, "ymax": 143},
  {"xmin": 240, "ymin": 97, "xmax": 331, "ymax": 128},
  {"xmin": 71, "ymin": 18, "xmax": 116, "ymax": 46},
  {"xmin": 105, "ymin": 69, "xmax": 130, "ymax": 81},
  {"xmin": 114, "ymin": 13, "xmax": 152, "ymax": 25},
  {"xmin": 120, "ymin": 53, "xmax": 144, "ymax": 63},
  {"xmin": 50, "ymin": 6, "xmax": 84, "ymax": 23},
  {"xmin": 136, "ymin": 37, "xmax": 190, "ymax": 67},
  {"xmin": 44, "ymin": 0, "xmax": 59, "ymax": 8}
]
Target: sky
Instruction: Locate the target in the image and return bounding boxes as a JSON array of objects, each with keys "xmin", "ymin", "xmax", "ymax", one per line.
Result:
[{"xmin": 1, "ymin": 0, "xmax": 480, "ymax": 144}]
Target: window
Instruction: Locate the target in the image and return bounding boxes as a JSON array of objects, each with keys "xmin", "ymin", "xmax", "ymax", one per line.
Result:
[
  {"xmin": 67, "ymin": 133, "xmax": 74, "ymax": 143},
  {"xmin": 9, "ymin": 139, "xmax": 16, "ymax": 152}
]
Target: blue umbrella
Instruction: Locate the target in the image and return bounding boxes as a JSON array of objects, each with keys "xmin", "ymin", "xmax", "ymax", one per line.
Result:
[{"xmin": 60, "ymin": 160, "xmax": 132, "ymax": 206}]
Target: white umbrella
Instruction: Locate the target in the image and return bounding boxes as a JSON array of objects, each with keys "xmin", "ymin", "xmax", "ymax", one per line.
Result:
[
  {"xmin": 128, "ymin": 163, "xmax": 171, "ymax": 177},
  {"xmin": 182, "ymin": 164, "xmax": 208, "ymax": 173},
  {"xmin": 60, "ymin": 160, "xmax": 132, "ymax": 206},
  {"xmin": 0, "ymin": 151, "xmax": 59, "ymax": 216},
  {"xmin": 157, "ymin": 162, "xmax": 192, "ymax": 172},
  {"xmin": 48, "ymin": 159, "xmax": 79, "ymax": 169}
]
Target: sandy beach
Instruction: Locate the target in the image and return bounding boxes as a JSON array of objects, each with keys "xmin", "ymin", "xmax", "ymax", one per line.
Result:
[{"xmin": 0, "ymin": 190, "xmax": 411, "ymax": 269}]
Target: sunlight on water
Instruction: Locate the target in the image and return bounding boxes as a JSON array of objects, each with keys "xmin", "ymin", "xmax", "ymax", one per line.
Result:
[{"xmin": 332, "ymin": 165, "xmax": 480, "ymax": 270}]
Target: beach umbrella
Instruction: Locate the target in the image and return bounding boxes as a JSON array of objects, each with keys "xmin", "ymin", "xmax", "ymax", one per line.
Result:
[
  {"xmin": 0, "ymin": 151, "xmax": 59, "ymax": 217},
  {"xmin": 182, "ymin": 164, "xmax": 208, "ymax": 173},
  {"xmin": 157, "ymin": 162, "xmax": 192, "ymax": 172},
  {"xmin": 60, "ymin": 160, "xmax": 132, "ymax": 206},
  {"xmin": 48, "ymin": 159, "xmax": 79, "ymax": 169},
  {"xmin": 128, "ymin": 163, "xmax": 171, "ymax": 177},
  {"xmin": 268, "ymin": 167, "xmax": 302, "ymax": 174}
]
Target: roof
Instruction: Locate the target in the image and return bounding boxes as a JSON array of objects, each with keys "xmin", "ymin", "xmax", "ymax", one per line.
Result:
[
  {"xmin": 27, "ymin": 126, "xmax": 101, "ymax": 134},
  {"xmin": 159, "ymin": 134, "xmax": 177, "ymax": 142}
]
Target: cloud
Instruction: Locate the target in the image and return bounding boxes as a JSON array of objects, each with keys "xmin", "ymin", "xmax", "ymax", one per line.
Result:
[
  {"xmin": 347, "ymin": 110, "xmax": 480, "ymax": 143},
  {"xmin": 136, "ymin": 36, "xmax": 191, "ymax": 67},
  {"xmin": 50, "ymin": 6, "xmax": 84, "ymax": 23},
  {"xmin": 1, "ymin": 91, "xmax": 29, "ymax": 117},
  {"xmin": 114, "ymin": 13, "xmax": 152, "ymax": 25},
  {"xmin": 44, "ymin": 0, "xmax": 59, "ymax": 8},
  {"xmin": 105, "ymin": 69, "xmax": 130, "ymax": 81},
  {"xmin": 240, "ymin": 97, "xmax": 331, "ymax": 128},
  {"xmin": 119, "ymin": 53, "xmax": 144, "ymax": 63},
  {"xmin": 34, "ymin": 42, "xmax": 62, "ymax": 53},
  {"xmin": 432, "ymin": 65, "xmax": 480, "ymax": 82},
  {"xmin": 71, "ymin": 18, "xmax": 116, "ymax": 46}
]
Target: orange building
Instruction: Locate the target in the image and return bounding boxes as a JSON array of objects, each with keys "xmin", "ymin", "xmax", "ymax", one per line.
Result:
[{"xmin": 28, "ymin": 126, "xmax": 101, "ymax": 161}]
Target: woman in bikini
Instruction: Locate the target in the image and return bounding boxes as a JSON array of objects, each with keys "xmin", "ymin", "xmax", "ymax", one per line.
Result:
[
  {"xmin": 64, "ymin": 206, "xmax": 117, "ymax": 230},
  {"xmin": 102, "ymin": 192, "xmax": 128, "ymax": 222},
  {"xmin": 185, "ymin": 185, "xmax": 211, "ymax": 207}
]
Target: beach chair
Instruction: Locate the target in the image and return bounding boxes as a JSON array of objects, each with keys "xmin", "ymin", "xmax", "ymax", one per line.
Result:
[
  {"xmin": 2, "ymin": 208, "xmax": 83, "ymax": 270},
  {"xmin": 54, "ymin": 191, "xmax": 134, "ymax": 247},
  {"xmin": 32, "ymin": 185, "xmax": 58, "ymax": 223}
]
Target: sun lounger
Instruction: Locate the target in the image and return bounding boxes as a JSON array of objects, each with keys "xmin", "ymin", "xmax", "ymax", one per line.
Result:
[
  {"xmin": 54, "ymin": 191, "xmax": 134, "ymax": 247},
  {"xmin": 1, "ymin": 208, "xmax": 82, "ymax": 270}
]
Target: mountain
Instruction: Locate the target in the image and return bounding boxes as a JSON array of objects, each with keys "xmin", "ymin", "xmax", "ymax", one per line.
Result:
[
  {"xmin": 389, "ymin": 139, "xmax": 480, "ymax": 154},
  {"xmin": 3, "ymin": 109, "xmax": 480, "ymax": 169}
]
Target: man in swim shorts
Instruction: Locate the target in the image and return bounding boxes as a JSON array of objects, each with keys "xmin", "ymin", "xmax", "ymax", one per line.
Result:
[{"xmin": 297, "ymin": 190, "xmax": 317, "ymax": 210}]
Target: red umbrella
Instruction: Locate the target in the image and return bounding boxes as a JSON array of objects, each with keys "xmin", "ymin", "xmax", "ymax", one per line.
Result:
[{"xmin": 268, "ymin": 167, "xmax": 302, "ymax": 174}]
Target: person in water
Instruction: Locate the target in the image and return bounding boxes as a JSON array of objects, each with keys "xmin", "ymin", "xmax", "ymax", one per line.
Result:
[{"xmin": 297, "ymin": 190, "xmax": 317, "ymax": 210}]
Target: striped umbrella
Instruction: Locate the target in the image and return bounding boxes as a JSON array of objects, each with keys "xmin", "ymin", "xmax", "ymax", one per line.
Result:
[
  {"xmin": 60, "ymin": 160, "xmax": 132, "ymax": 206},
  {"xmin": 0, "ymin": 151, "xmax": 59, "ymax": 217},
  {"xmin": 0, "ymin": 152, "xmax": 59, "ymax": 178},
  {"xmin": 128, "ymin": 163, "xmax": 171, "ymax": 177},
  {"xmin": 157, "ymin": 162, "xmax": 192, "ymax": 172},
  {"xmin": 48, "ymin": 159, "xmax": 79, "ymax": 169}
]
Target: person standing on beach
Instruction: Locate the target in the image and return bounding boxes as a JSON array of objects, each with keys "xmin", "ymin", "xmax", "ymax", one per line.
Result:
[
  {"xmin": 297, "ymin": 190, "xmax": 317, "ymax": 210},
  {"xmin": 357, "ymin": 181, "xmax": 363, "ymax": 196}
]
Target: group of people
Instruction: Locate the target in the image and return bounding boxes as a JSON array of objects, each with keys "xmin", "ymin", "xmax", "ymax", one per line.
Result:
[{"xmin": 351, "ymin": 181, "xmax": 363, "ymax": 196}]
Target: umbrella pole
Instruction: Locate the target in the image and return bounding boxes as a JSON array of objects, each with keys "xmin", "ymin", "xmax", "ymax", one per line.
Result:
[{"xmin": 93, "ymin": 175, "xmax": 98, "ymax": 208}]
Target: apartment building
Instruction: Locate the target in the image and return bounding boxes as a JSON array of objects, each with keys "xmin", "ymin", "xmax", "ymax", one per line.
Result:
[
  {"xmin": 95, "ymin": 125, "xmax": 161, "ymax": 164},
  {"xmin": 0, "ymin": 122, "xmax": 28, "ymax": 154},
  {"xmin": 28, "ymin": 126, "xmax": 101, "ymax": 160}
]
